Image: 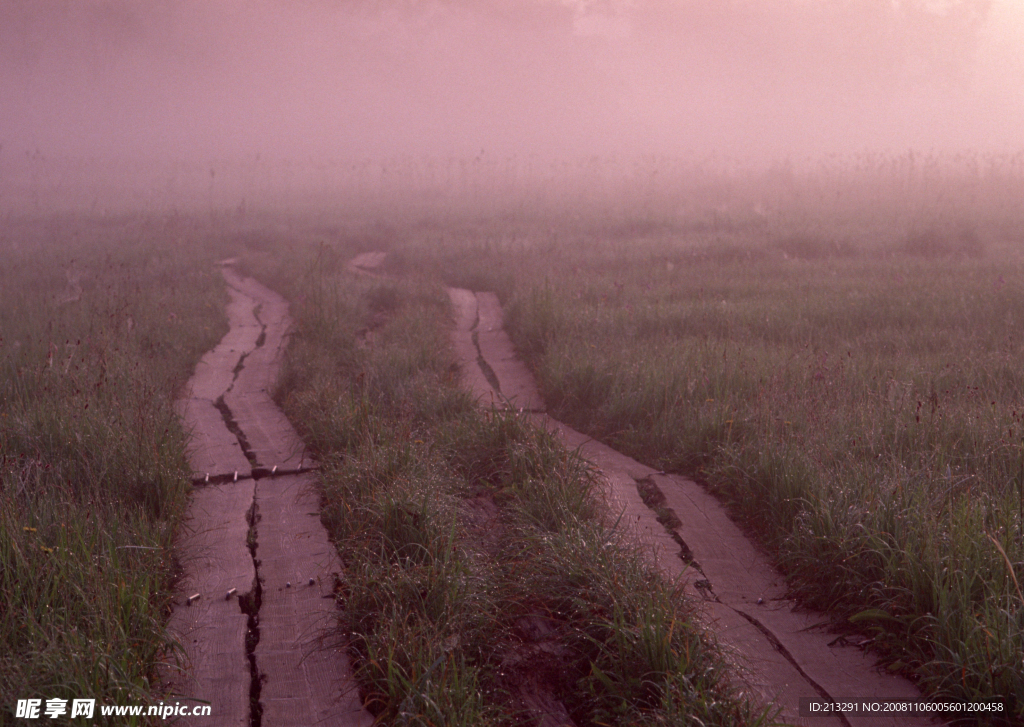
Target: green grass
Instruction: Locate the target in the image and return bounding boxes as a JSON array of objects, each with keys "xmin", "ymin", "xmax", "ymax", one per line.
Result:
[
  {"xmin": 10, "ymin": 191, "xmax": 1018, "ymax": 723},
  {"xmin": 389, "ymin": 209, "xmax": 1024, "ymax": 722},
  {"xmin": 0, "ymin": 214, "xmax": 229, "ymax": 722},
  {"xmin": 271, "ymin": 247, "xmax": 775, "ymax": 726}
]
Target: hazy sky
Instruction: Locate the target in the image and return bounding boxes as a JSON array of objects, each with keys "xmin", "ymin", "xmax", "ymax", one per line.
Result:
[{"xmin": 2, "ymin": 0, "xmax": 1023, "ymax": 165}]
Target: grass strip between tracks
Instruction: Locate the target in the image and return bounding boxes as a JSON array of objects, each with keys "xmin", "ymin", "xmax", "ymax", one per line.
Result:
[{"xmin": 272, "ymin": 253, "xmax": 774, "ymax": 726}]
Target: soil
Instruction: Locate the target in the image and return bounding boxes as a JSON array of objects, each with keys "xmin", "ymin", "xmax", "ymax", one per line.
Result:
[{"xmin": 164, "ymin": 261, "xmax": 372, "ymax": 726}]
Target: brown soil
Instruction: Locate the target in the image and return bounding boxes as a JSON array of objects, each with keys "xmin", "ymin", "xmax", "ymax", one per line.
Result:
[{"xmin": 164, "ymin": 262, "xmax": 372, "ymax": 726}]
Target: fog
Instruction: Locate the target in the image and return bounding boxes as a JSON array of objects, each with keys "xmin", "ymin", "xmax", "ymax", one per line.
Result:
[{"xmin": 2, "ymin": 0, "xmax": 1023, "ymax": 211}]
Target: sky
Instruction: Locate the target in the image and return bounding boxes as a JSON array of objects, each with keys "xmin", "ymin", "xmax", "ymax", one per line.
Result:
[{"xmin": 1, "ymin": 0, "xmax": 1023, "ymax": 167}]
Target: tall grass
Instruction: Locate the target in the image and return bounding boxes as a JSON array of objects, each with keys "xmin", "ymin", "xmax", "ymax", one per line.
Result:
[
  {"xmin": 1, "ymin": 214, "xmax": 228, "ymax": 720},
  {"xmin": 392, "ymin": 207, "xmax": 1024, "ymax": 721}
]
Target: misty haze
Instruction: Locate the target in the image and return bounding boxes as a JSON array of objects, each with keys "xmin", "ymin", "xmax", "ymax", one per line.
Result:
[
  {"xmin": 2, "ymin": 1, "xmax": 1023, "ymax": 725},
  {"xmin": 2, "ymin": 0, "xmax": 1024, "ymax": 208}
]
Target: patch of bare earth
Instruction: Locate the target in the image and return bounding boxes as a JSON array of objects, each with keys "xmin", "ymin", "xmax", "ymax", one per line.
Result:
[{"xmin": 164, "ymin": 262, "xmax": 372, "ymax": 726}]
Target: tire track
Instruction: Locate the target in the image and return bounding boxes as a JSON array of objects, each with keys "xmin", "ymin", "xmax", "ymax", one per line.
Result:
[
  {"xmin": 164, "ymin": 261, "xmax": 372, "ymax": 726},
  {"xmin": 444, "ymin": 284, "xmax": 940, "ymax": 727}
]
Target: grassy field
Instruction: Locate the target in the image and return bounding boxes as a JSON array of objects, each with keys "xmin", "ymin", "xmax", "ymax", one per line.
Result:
[
  {"xmin": 0, "ymin": 214, "xmax": 228, "ymax": 722},
  {"xmin": 5, "ymin": 185, "xmax": 1022, "ymax": 724},
  {"xmin": 390, "ymin": 206, "xmax": 1024, "ymax": 721},
  {"xmin": 256, "ymin": 246, "xmax": 775, "ymax": 725}
]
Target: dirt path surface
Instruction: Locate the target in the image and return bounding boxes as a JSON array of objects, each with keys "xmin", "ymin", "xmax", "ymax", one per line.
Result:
[
  {"xmin": 166, "ymin": 261, "xmax": 372, "ymax": 726},
  {"xmin": 446, "ymin": 286, "xmax": 938, "ymax": 727},
  {"xmin": 348, "ymin": 251, "xmax": 388, "ymax": 274}
]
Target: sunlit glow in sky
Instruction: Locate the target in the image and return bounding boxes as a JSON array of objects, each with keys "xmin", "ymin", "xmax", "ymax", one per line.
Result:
[{"xmin": 2, "ymin": 0, "xmax": 1023, "ymax": 165}]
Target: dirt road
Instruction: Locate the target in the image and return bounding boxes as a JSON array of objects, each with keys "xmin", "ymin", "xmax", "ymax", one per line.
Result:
[
  {"xmin": 447, "ymin": 285, "xmax": 938, "ymax": 727},
  {"xmin": 162, "ymin": 252, "xmax": 937, "ymax": 725},
  {"xmin": 165, "ymin": 262, "xmax": 372, "ymax": 726}
]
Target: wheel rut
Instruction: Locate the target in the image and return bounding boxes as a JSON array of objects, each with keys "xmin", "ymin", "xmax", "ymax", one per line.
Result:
[
  {"xmin": 442, "ymin": 284, "xmax": 941, "ymax": 727},
  {"xmin": 164, "ymin": 261, "xmax": 372, "ymax": 726}
]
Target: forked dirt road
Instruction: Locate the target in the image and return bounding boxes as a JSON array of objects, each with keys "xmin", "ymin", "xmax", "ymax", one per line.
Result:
[
  {"xmin": 447, "ymin": 284, "xmax": 938, "ymax": 727},
  {"xmin": 166, "ymin": 261, "xmax": 372, "ymax": 726},
  {"xmin": 164, "ymin": 252, "xmax": 938, "ymax": 726}
]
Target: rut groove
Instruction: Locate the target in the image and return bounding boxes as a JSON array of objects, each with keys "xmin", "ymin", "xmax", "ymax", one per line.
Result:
[
  {"xmin": 164, "ymin": 262, "xmax": 372, "ymax": 726},
  {"xmin": 443, "ymin": 283, "xmax": 940, "ymax": 727},
  {"xmin": 240, "ymin": 493, "xmax": 263, "ymax": 727}
]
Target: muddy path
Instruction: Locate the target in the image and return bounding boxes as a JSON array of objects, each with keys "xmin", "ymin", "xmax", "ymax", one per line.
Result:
[
  {"xmin": 445, "ymin": 285, "xmax": 938, "ymax": 727},
  {"xmin": 165, "ymin": 261, "xmax": 372, "ymax": 726}
]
